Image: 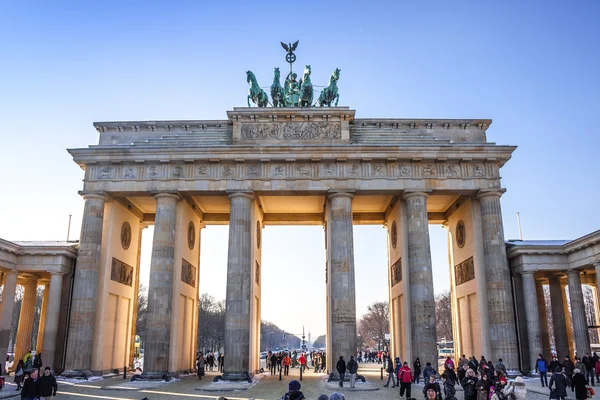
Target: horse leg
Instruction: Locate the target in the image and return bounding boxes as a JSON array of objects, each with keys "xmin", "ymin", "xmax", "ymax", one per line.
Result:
[
  {"xmin": 248, "ymin": 95, "xmax": 252, "ymax": 107},
  {"xmin": 335, "ymin": 93, "xmax": 339, "ymax": 107}
]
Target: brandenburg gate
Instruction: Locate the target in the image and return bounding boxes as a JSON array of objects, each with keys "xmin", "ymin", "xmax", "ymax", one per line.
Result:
[{"xmin": 63, "ymin": 105, "xmax": 521, "ymax": 378}]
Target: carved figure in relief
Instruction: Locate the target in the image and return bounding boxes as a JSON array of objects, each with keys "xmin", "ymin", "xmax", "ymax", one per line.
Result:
[
  {"xmin": 298, "ymin": 65, "xmax": 313, "ymax": 107},
  {"xmin": 272, "ymin": 165, "xmax": 284, "ymax": 177},
  {"xmin": 270, "ymin": 67, "xmax": 285, "ymax": 107},
  {"xmin": 323, "ymin": 163, "xmax": 334, "ymax": 175},
  {"xmin": 472, "ymin": 164, "xmax": 485, "ymax": 177},
  {"xmin": 316, "ymin": 68, "xmax": 341, "ymax": 107},
  {"xmin": 124, "ymin": 168, "xmax": 135, "ymax": 178},
  {"xmin": 423, "ymin": 165, "xmax": 435, "ymax": 176},
  {"xmin": 149, "ymin": 166, "xmax": 158, "ymax": 177},
  {"xmin": 247, "ymin": 165, "xmax": 259, "ymax": 177},
  {"xmin": 197, "ymin": 165, "xmax": 208, "ymax": 176},
  {"xmin": 398, "ymin": 164, "xmax": 411, "ymax": 177},
  {"xmin": 222, "ymin": 165, "xmax": 233, "ymax": 177},
  {"xmin": 296, "ymin": 165, "xmax": 310, "ymax": 176},
  {"xmin": 349, "ymin": 164, "xmax": 360, "ymax": 176},
  {"xmin": 246, "ymin": 71, "xmax": 269, "ymax": 107},
  {"xmin": 99, "ymin": 167, "xmax": 111, "ymax": 179},
  {"xmin": 241, "ymin": 123, "xmax": 280, "ymax": 140},
  {"xmin": 173, "ymin": 166, "xmax": 183, "ymax": 177},
  {"xmin": 373, "ymin": 164, "xmax": 384, "ymax": 176},
  {"xmin": 445, "ymin": 164, "xmax": 458, "ymax": 177}
]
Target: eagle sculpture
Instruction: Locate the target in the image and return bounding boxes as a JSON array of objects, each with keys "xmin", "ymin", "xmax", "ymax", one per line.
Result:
[{"xmin": 281, "ymin": 40, "xmax": 299, "ymax": 52}]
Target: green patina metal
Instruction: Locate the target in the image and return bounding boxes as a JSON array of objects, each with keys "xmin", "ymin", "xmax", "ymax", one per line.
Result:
[{"xmin": 246, "ymin": 42, "xmax": 340, "ymax": 107}]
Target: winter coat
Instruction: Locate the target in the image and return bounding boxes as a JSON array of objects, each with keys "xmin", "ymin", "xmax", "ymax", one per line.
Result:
[
  {"xmin": 571, "ymin": 372, "xmax": 588, "ymax": 400},
  {"xmin": 398, "ymin": 365, "xmax": 413, "ymax": 383},
  {"xmin": 424, "ymin": 365, "xmax": 437, "ymax": 382},
  {"xmin": 443, "ymin": 379, "xmax": 456, "ymax": 399},
  {"xmin": 549, "ymin": 372, "xmax": 568, "ymax": 397},
  {"xmin": 475, "ymin": 378, "xmax": 490, "ymax": 400},
  {"xmin": 21, "ymin": 377, "xmax": 37, "ymax": 398},
  {"xmin": 423, "ymin": 381, "xmax": 441, "ymax": 397},
  {"xmin": 563, "ymin": 359, "xmax": 575, "ymax": 376},
  {"xmin": 500, "ymin": 383, "xmax": 515, "ymax": 400},
  {"xmin": 197, "ymin": 356, "xmax": 205, "ymax": 368},
  {"xmin": 575, "ymin": 361, "xmax": 586, "ymax": 374},
  {"xmin": 461, "ymin": 375, "xmax": 478, "ymax": 400},
  {"xmin": 413, "ymin": 359, "xmax": 422, "ymax": 374},
  {"xmin": 445, "ymin": 358, "xmax": 455, "ymax": 370},
  {"xmin": 549, "ymin": 359, "xmax": 561, "ymax": 372},
  {"xmin": 596, "ymin": 360, "xmax": 600, "ymax": 375},
  {"xmin": 346, "ymin": 359, "xmax": 358, "ymax": 374},
  {"xmin": 583, "ymin": 355, "xmax": 594, "ymax": 371},
  {"xmin": 336, "ymin": 359, "xmax": 346, "ymax": 374},
  {"xmin": 495, "ymin": 361, "xmax": 506, "ymax": 375},
  {"xmin": 536, "ymin": 358, "xmax": 548, "ymax": 373},
  {"xmin": 37, "ymin": 373, "xmax": 58, "ymax": 397}
]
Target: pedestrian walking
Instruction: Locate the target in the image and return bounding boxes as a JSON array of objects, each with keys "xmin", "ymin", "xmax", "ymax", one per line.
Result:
[
  {"xmin": 536, "ymin": 353, "xmax": 548, "ymax": 387},
  {"xmin": 196, "ymin": 352, "xmax": 205, "ymax": 380},
  {"xmin": 383, "ymin": 356, "xmax": 396, "ymax": 388},
  {"xmin": 549, "ymin": 366, "xmax": 569, "ymax": 400},
  {"xmin": 398, "ymin": 361, "xmax": 413, "ymax": 399},
  {"xmin": 346, "ymin": 356, "xmax": 358, "ymax": 388},
  {"xmin": 336, "ymin": 356, "xmax": 346, "ymax": 388},
  {"xmin": 37, "ymin": 367, "xmax": 58, "ymax": 400},
  {"xmin": 413, "ymin": 357, "xmax": 422, "ymax": 383},
  {"xmin": 20, "ymin": 369, "xmax": 38, "ymax": 400}
]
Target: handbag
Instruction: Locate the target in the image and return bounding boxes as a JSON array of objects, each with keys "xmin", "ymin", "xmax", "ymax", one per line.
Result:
[{"xmin": 15, "ymin": 368, "xmax": 23, "ymax": 376}]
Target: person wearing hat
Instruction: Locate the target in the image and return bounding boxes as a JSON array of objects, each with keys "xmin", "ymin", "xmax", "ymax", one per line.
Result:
[
  {"xmin": 422, "ymin": 374, "xmax": 441, "ymax": 399},
  {"xmin": 329, "ymin": 393, "xmax": 345, "ymax": 400},
  {"xmin": 398, "ymin": 361, "xmax": 413, "ymax": 399},
  {"xmin": 281, "ymin": 380, "xmax": 304, "ymax": 400},
  {"xmin": 571, "ymin": 368, "xmax": 588, "ymax": 400},
  {"xmin": 424, "ymin": 383, "xmax": 438, "ymax": 400}
]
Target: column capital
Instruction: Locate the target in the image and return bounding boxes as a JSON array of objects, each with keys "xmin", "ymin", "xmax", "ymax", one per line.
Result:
[
  {"xmin": 81, "ymin": 192, "xmax": 109, "ymax": 202},
  {"xmin": 476, "ymin": 188, "xmax": 507, "ymax": 200},
  {"xmin": 49, "ymin": 271, "xmax": 65, "ymax": 276},
  {"xmin": 227, "ymin": 191, "xmax": 254, "ymax": 201},
  {"xmin": 521, "ymin": 270, "xmax": 536, "ymax": 276},
  {"xmin": 2, "ymin": 270, "xmax": 19, "ymax": 277},
  {"xmin": 566, "ymin": 269, "xmax": 582, "ymax": 277},
  {"xmin": 403, "ymin": 190, "xmax": 430, "ymax": 201},
  {"xmin": 327, "ymin": 191, "xmax": 354, "ymax": 200},
  {"xmin": 154, "ymin": 192, "xmax": 180, "ymax": 201}
]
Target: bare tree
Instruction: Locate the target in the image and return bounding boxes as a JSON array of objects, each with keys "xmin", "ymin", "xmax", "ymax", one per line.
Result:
[
  {"xmin": 357, "ymin": 301, "xmax": 389, "ymax": 349},
  {"xmin": 583, "ymin": 285, "xmax": 599, "ymax": 344},
  {"xmin": 435, "ymin": 291, "xmax": 453, "ymax": 342},
  {"xmin": 197, "ymin": 294, "xmax": 226, "ymax": 353},
  {"xmin": 313, "ymin": 334, "xmax": 326, "ymax": 349},
  {"xmin": 136, "ymin": 283, "xmax": 148, "ymax": 349}
]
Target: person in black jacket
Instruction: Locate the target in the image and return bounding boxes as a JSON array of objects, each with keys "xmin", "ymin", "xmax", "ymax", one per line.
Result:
[
  {"xmin": 571, "ymin": 368, "xmax": 588, "ymax": 400},
  {"xmin": 336, "ymin": 356, "xmax": 346, "ymax": 387},
  {"xmin": 37, "ymin": 367, "xmax": 58, "ymax": 400},
  {"xmin": 549, "ymin": 366, "xmax": 569, "ymax": 400},
  {"xmin": 549, "ymin": 355, "xmax": 561, "ymax": 374},
  {"xmin": 20, "ymin": 369, "xmax": 38, "ymax": 400}
]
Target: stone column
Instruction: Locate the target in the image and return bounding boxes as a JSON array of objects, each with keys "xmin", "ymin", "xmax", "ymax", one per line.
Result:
[
  {"xmin": 41, "ymin": 272, "xmax": 64, "ymax": 371},
  {"xmin": 477, "ymin": 190, "xmax": 519, "ymax": 367},
  {"xmin": 549, "ymin": 276, "xmax": 569, "ymax": 357},
  {"xmin": 142, "ymin": 193, "xmax": 179, "ymax": 379},
  {"xmin": 129, "ymin": 223, "xmax": 145, "ymax": 367},
  {"xmin": 403, "ymin": 191, "xmax": 437, "ymax": 365},
  {"xmin": 0, "ymin": 271, "xmax": 18, "ymax": 365},
  {"xmin": 595, "ymin": 263, "xmax": 600, "ymax": 327},
  {"xmin": 15, "ymin": 278, "xmax": 38, "ymax": 362},
  {"xmin": 536, "ymin": 280, "xmax": 552, "ymax": 359},
  {"xmin": 327, "ymin": 192, "xmax": 357, "ymax": 375},
  {"xmin": 64, "ymin": 193, "xmax": 107, "ymax": 374},
  {"xmin": 567, "ymin": 270, "xmax": 591, "ymax": 355},
  {"xmin": 521, "ymin": 272, "xmax": 542, "ymax": 372},
  {"xmin": 222, "ymin": 192, "xmax": 254, "ymax": 381},
  {"xmin": 36, "ymin": 282, "xmax": 49, "ymax": 352}
]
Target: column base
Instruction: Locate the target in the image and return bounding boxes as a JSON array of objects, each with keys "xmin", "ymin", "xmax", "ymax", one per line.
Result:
[
  {"xmin": 137, "ymin": 371, "xmax": 175, "ymax": 381},
  {"xmin": 61, "ymin": 369, "xmax": 96, "ymax": 380},
  {"xmin": 215, "ymin": 371, "xmax": 252, "ymax": 382}
]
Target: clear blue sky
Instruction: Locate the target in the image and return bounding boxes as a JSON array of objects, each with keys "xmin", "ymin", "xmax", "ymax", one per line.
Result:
[{"xmin": 1, "ymin": 1, "xmax": 598, "ymax": 339}]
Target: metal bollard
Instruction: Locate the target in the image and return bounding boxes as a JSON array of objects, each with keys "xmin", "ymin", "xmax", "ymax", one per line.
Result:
[
  {"xmin": 300, "ymin": 365, "xmax": 303, "ymax": 381},
  {"xmin": 380, "ymin": 367, "xmax": 384, "ymax": 380},
  {"xmin": 279, "ymin": 365, "xmax": 282, "ymax": 381},
  {"xmin": 123, "ymin": 366, "xmax": 127, "ymax": 380}
]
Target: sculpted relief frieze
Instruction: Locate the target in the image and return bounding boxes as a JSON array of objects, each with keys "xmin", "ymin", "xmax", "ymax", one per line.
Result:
[
  {"xmin": 240, "ymin": 122, "xmax": 341, "ymax": 140},
  {"xmin": 89, "ymin": 161, "xmax": 498, "ymax": 182}
]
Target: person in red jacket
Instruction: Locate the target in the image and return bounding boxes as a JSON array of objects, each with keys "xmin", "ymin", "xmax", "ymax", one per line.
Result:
[
  {"xmin": 398, "ymin": 361, "xmax": 413, "ymax": 399},
  {"xmin": 282, "ymin": 353, "xmax": 292, "ymax": 376},
  {"xmin": 298, "ymin": 353, "xmax": 308, "ymax": 372}
]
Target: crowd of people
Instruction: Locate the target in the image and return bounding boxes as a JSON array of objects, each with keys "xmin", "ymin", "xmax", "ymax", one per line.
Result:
[
  {"xmin": 195, "ymin": 352, "xmax": 224, "ymax": 379},
  {"xmin": 535, "ymin": 352, "xmax": 599, "ymax": 400},
  {"xmin": 6, "ymin": 349, "xmax": 58, "ymax": 399}
]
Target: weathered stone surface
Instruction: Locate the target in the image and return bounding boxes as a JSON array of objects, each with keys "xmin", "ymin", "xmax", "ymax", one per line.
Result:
[
  {"xmin": 64, "ymin": 193, "xmax": 107, "ymax": 373},
  {"xmin": 548, "ymin": 276, "xmax": 569, "ymax": 358},
  {"xmin": 223, "ymin": 192, "xmax": 254, "ymax": 380},
  {"xmin": 521, "ymin": 272, "xmax": 542, "ymax": 372},
  {"xmin": 42, "ymin": 272, "xmax": 64, "ymax": 371},
  {"xmin": 477, "ymin": 190, "xmax": 519, "ymax": 368},
  {"xmin": 326, "ymin": 192, "xmax": 357, "ymax": 375},
  {"xmin": 567, "ymin": 270, "xmax": 591, "ymax": 355},
  {"xmin": 15, "ymin": 278, "xmax": 38, "ymax": 361},
  {"xmin": 403, "ymin": 191, "xmax": 437, "ymax": 366},
  {"xmin": 142, "ymin": 193, "xmax": 180, "ymax": 378},
  {"xmin": 0, "ymin": 271, "xmax": 18, "ymax": 366}
]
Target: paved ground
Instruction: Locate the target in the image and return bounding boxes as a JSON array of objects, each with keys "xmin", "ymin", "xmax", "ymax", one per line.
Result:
[{"xmin": 0, "ymin": 363, "xmax": 565, "ymax": 400}]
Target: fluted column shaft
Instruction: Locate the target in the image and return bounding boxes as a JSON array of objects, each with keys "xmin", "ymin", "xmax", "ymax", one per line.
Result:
[
  {"xmin": 477, "ymin": 190, "xmax": 518, "ymax": 367},
  {"xmin": 36, "ymin": 283, "xmax": 49, "ymax": 352},
  {"xmin": 567, "ymin": 270, "xmax": 591, "ymax": 355},
  {"xmin": 536, "ymin": 281, "xmax": 552, "ymax": 359},
  {"xmin": 129, "ymin": 223, "xmax": 145, "ymax": 367},
  {"xmin": 404, "ymin": 191, "xmax": 437, "ymax": 365},
  {"xmin": 327, "ymin": 192, "xmax": 357, "ymax": 373},
  {"xmin": 142, "ymin": 193, "xmax": 179, "ymax": 378},
  {"xmin": 65, "ymin": 193, "xmax": 107, "ymax": 372},
  {"xmin": 223, "ymin": 192, "xmax": 254, "ymax": 380},
  {"xmin": 15, "ymin": 278, "xmax": 38, "ymax": 361},
  {"xmin": 521, "ymin": 272, "xmax": 542, "ymax": 372},
  {"xmin": 549, "ymin": 276, "xmax": 569, "ymax": 357},
  {"xmin": 0, "ymin": 271, "xmax": 19, "ymax": 365},
  {"xmin": 42, "ymin": 272, "xmax": 64, "ymax": 371}
]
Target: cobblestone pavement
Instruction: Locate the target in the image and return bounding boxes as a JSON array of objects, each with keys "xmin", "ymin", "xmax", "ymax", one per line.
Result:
[{"xmin": 0, "ymin": 363, "xmax": 558, "ymax": 400}]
